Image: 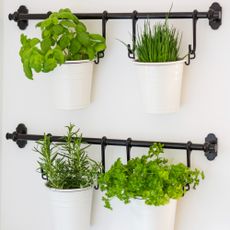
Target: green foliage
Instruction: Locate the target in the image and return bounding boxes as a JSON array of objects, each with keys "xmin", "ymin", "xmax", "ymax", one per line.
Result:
[
  {"xmin": 98, "ymin": 143, "xmax": 204, "ymax": 209},
  {"xmin": 20, "ymin": 8, "xmax": 106, "ymax": 79},
  {"xmin": 34, "ymin": 124, "xmax": 102, "ymax": 189},
  {"xmin": 135, "ymin": 20, "xmax": 182, "ymax": 62}
]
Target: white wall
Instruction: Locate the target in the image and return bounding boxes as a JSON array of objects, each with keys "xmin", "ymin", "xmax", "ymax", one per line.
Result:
[{"xmin": 1, "ymin": 0, "xmax": 230, "ymax": 230}]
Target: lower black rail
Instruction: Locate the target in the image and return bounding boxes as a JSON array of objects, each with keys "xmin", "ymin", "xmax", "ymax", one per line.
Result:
[{"xmin": 6, "ymin": 123, "xmax": 218, "ymax": 173}]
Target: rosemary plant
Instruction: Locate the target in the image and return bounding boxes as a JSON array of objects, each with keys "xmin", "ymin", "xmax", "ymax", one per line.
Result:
[{"xmin": 34, "ymin": 124, "xmax": 101, "ymax": 189}]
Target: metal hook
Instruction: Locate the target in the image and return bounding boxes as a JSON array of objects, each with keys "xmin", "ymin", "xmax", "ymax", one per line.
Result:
[
  {"xmin": 94, "ymin": 136, "xmax": 107, "ymax": 190},
  {"xmin": 101, "ymin": 136, "xmax": 107, "ymax": 173},
  {"xmin": 41, "ymin": 168, "xmax": 48, "ymax": 180},
  {"xmin": 102, "ymin": 10, "xmax": 108, "ymax": 39},
  {"xmin": 94, "ymin": 11, "xmax": 108, "ymax": 64},
  {"xmin": 186, "ymin": 141, "xmax": 192, "ymax": 168},
  {"xmin": 185, "ymin": 10, "xmax": 198, "ymax": 65},
  {"xmin": 94, "ymin": 54, "xmax": 100, "ymax": 64},
  {"xmin": 94, "ymin": 174, "xmax": 100, "ymax": 190},
  {"xmin": 126, "ymin": 138, "xmax": 132, "ymax": 162},
  {"xmin": 127, "ymin": 10, "xmax": 138, "ymax": 59},
  {"xmin": 185, "ymin": 141, "xmax": 192, "ymax": 191}
]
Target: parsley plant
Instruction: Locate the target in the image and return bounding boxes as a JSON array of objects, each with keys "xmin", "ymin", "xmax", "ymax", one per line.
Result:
[{"xmin": 99, "ymin": 143, "xmax": 204, "ymax": 209}]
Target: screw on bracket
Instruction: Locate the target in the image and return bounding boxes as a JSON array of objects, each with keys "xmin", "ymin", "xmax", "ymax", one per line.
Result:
[
  {"xmin": 204, "ymin": 133, "xmax": 218, "ymax": 160},
  {"xmin": 208, "ymin": 2, "xmax": 222, "ymax": 30},
  {"xmin": 8, "ymin": 5, "xmax": 29, "ymax": 30},
  {"xmin": 15, "ymin": 123, "xmax": 28, "ymax": 148}
]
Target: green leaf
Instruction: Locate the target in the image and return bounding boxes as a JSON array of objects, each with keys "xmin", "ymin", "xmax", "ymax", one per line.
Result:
[
  {"xmin": 40, "ymin": 38, "xmax": 52, "ymax": 53},
  {"xmin": 69, "ymin": 38, "xmax": 81, "ymax": 54},
  {"xmin": 30, "ymin": 38, "xmax": 40, "ymax": 47},
  {"xmin": 23, "ymin": 59, "xmax": 33, "ymax": 80},
  {"xmin": 52, "ymin": 24, "xmax": 64, "ymax": 35},
  {"xmin": 42, "ymin": 29, "xmax": 51, "ymax": 39},
  {"xmin": 58, "ymin": 34, "xmax": 70, "ymax": 49},
  {"xmin": 76, "ymin": 22, "xmax": 87, "ymax": 32},
  {"xmin": 29, "ymin": 52, "xmax": 44, "ymax": 73},
  {"xmin": 43, "ymin": 58, "xmax": 57, "ymax": 72},
  {"xmin": 94, "ymin": 43, "xmax": 106, "ymax": 52},
  {"xmin": 36, "ymin": 18, "xmax": 53, "ymax": 29},
  {"xmin": 78, "ymin": 32, "xmax": 90, "ymax": 46},
  {"xmin": 90, "ymin": 34, "xmax": 105, "ymax": 43},
  {"xmin": 20, "ymin": 34, "xmax": 28, "ymax": 46},
  {"xmin": 60, "ymin": 20, "xmax": 77, "ymax": 29},
  {"xmin": 53, "ymin": 48, "xmax": 65, "ymax": 64},
  {"xmin": 87, "ymin": 46, "xmax": 95, "ymax": 60}
]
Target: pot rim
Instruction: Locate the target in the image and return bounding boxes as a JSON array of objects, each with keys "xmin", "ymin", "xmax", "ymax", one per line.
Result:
[
  {"xmin": 133, "ymin": 59, "xmax": 185, "ymax": 66},
  {"xmin": 64, "ymin": 60, "xmax": 93, "ymax": 65},
  {"xmin": 45, "ymin": 183, "xmax": 93, "ymax": 193}
]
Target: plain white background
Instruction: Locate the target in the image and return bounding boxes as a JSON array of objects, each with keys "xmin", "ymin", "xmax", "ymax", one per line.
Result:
[{"xmin": 1, "ymin": 0, "xmax": 230, "ymax": 229}]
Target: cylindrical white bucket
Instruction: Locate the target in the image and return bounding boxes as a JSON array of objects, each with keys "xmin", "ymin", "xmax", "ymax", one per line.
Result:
[
  {"xmin": 47, "ymin": 186, "xmax": 93, "ymax": 230},
  {"xmin": 128, "ymin": 199, "xmax": 177, "ymax": 230},
  {"xmin": 52, "ymin": 60, "xmax": 94, "ymax": 110},
  {"xmin": 107, "ymin": 198, "xmax": 177, "ymax": 230},
  {"xmin": 134, "ymin": 60, "xmax": 185, "ymax": 114}
]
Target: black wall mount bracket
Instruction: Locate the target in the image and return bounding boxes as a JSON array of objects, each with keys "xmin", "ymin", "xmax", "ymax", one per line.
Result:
[
  {"xmin": 6, "ymin": 124, "xmax": 218, "ymax": 169},
  {"xmin": 11, "ymin": 123, "xmax": 27, "ymax": 148},
  {"xmin": 8, "ymin": 2, "xmax": 222, "ymax": 64},
  {"xmin": 209, "ymin": 2, "xmax": 222, "ymax": 29}
]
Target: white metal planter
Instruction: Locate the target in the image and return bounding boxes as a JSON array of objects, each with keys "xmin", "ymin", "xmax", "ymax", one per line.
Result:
[
  {"xmin": 47, "ymin": 186, "xmax": 93, "ymax": 230},
  {"xmin": 52, "ymin": 60, "xmax": 94, "ymax": 110},
  {"xmin": 127, "ymin": 199, "xmax": 177, "ymax": 230},
  {"xmin": 107, "ymin": 198, "xmax": 177, "ymax": 230},
  {"xmin": 134, "ymin": 60, "xmax": 185, "ymax": 114}
]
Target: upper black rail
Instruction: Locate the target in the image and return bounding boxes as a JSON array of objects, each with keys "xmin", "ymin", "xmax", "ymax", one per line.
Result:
[
  {"xmin": 8, "ymin": 3, "xmax": 222, "ymax": 64},
  {"xmin": 6, "ymin": 124, "xmax": 218, "ymax": 167},
  {"xmin": 9, "ymin": 11, "xmax": 220, "ymax": 21},
  {"xmin": 8, "ymin": 4, "xmax": 222, "ymax": 25}
]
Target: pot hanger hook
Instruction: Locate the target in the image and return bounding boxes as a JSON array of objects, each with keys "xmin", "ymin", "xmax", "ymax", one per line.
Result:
[
  {"xmin": 186, "ymin": 141, "xmax": 192, "ymax": 168},
  {"xmin": 94, "ymin": 11, "xmax": 108, "ymax": 64},
  {"xmin": 126, "ymin": 138, "xmax": 132, "ymax": 162},
  {"xmin": 185, "ymin": 141, "xmax": 192, "ymax": 191},
  {"xmin": 185, "ymin": 10, "xmax": 198, "ymax": 65},
  {"xmin": 94, "ymin": 136, "xmax": 107, "ymax": 190},
  {"xmin": 41, "ymin": 168, "xmax": 48, "ymax": 181},
  {"xmin": 101, "ymin": 136, "xmax": 107, "ymax": 173},
  {"xmin": 127, "ymin": 10, "xmax": 138, "ymax": 59},
  {"xmin": 102, "ymin": 10, "xmax": 108, "ymax": 39}
]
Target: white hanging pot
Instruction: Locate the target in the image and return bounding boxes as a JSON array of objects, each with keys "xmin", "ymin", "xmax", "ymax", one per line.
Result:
[
  {"xmin": 52, "ymin": 60, "xmax": 94, "ymax": 110},
  {"xmin": 127, "ymin": 199, "xmax": 177, "ymax": 230},
  {"xmin": 134, "ymin": 60, "xmax": 185, "ymax": 114},
  {"xmin": 47, "ymin": 185, "xmax": 93, "ymax": 230},
  {"xmin": 107, "ymin": 198, "xmax": 177, "ymax": 230}
]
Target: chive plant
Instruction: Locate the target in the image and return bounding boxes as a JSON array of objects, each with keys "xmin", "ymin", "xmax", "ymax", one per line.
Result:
[{"xmin": 135, "ymin": 20, "xmax": 182, "ymax": 62}]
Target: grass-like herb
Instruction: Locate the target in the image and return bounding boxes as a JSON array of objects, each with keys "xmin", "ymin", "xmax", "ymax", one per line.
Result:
[
  {"xmin": 34, "ymin": 124, "xmax": 101, "ymax": 189},
  {"xmin": 135, "ymin": 20, "xmax": 182, "ymax": 62},
  {"xmin": 99, "ymin": 143, "xmax": 204, "ymax": 210}
]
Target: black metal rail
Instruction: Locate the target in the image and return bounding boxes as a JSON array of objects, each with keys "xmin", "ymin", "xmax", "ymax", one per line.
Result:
[
  {"xmin": 6, "ymin": 124, "xmax": 218, "ymax": 174},
  {"xmin": 8, "ymin": 3, "xmax": 222, "ymax": 64}
]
